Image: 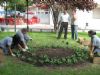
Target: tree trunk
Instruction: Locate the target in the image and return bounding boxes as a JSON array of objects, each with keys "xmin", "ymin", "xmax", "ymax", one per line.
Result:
[{"xmin": 52, "ymin": 10, "xmax": 59, "ymax": 32}]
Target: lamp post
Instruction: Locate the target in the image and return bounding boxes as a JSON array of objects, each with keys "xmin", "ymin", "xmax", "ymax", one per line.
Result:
[
  {"xmin": 4, "ymin": 0, "xmax": 7, "ymax": 25},
  {"xmin": 14, "ymin": 2, "xmax": 16, "ymax": 32},
  {"xmin": 26, "ymin": 0, "xmax": 29, "ymax": 30}
]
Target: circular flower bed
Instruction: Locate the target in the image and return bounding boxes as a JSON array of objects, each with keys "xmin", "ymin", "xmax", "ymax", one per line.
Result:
[{"xmin": 14, "ymin": 47, "xmax": 89, "ymax": 66}]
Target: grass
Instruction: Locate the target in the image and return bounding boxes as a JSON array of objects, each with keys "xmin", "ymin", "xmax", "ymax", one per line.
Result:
[{"xmin": 0, "ymin": 32, "xmax": 100, "ymax": 75}]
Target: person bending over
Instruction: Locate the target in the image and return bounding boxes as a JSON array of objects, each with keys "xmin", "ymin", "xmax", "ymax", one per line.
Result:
[
  {"xmin": 88, "ymin": 30, "xmax": 100, "ymax": 56},
  {"xmin": 0, "ymin": 36, "xmax": 15, "ymax": 56},
  {"xmin": 15, "ymin": 28, "xmax": 32, "ymax": 50}
]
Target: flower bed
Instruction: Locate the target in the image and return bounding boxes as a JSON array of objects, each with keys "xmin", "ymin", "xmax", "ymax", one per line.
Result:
[{"xmin": 14, "ymin": 47, "xmax": 89, "ymax": 66}]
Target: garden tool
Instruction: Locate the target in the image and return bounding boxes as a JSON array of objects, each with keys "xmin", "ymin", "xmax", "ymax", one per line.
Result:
[
  {"xmin": 22, "ymin": 48, "xmax": 27, "ymax": 52},
  {"xmin": 11, "ymin": 53, "xmax": 16, "ymax": 57}
]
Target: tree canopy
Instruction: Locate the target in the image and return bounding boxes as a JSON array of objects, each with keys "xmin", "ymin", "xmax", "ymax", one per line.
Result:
[
  {"xmin": 0, "ymin": 0, "xmax": 97, "ymax": 11},
  {"xmin": 0, "ymin": 0, "xmax": 33, "ymax": 12},
  {"xmin": 34, "ymin": 0, "xmax": 97, "ymax": 11}
]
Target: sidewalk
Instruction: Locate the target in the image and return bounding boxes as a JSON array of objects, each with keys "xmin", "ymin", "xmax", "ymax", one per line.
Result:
[{"xmin": 0, "ymin": 24, "xmax": 54, "ymax": 32}]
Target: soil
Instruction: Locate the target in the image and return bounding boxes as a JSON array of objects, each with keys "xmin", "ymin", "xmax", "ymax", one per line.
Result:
[{"xmin": 35, "ymin": 48, "xmax": 75, "ymax": 58}]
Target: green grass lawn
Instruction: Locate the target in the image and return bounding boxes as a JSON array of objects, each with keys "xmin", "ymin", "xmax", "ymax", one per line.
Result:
[{"xmin": 0, "ymin": 32, "xmax": 100, "ymax": 75}]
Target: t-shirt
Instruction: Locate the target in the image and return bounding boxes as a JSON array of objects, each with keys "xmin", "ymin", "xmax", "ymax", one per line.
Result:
[
  {"xmin": 58, "ymin": 12, "xmax": 70, "ymax": 23},
  {"xmin": 0, "ymin": 37, "xmax": 12, "ymax": 49},
  {"xmin": 16, "ymin": 30, "xmax": 25, "ymax": 43},
  {"xmin": 70, "ymin": 10, "xmax": 78, "ymax": 25},
  {"xmin": 93, "ymin": 35, "xmax": 100, "ymax": 48},
  {"xmin": 16, "ymin": 30, "xmax": 31, "ymax": 43}
]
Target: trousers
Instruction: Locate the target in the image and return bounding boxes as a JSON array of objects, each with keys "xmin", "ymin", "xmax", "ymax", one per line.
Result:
[
  {"xmin": 57, "ymin": 22, "xmax": 68, "ymax": 39},
  {"xmin": 71, "ymin": 25, "xmax": 78, "ymax": 40}
]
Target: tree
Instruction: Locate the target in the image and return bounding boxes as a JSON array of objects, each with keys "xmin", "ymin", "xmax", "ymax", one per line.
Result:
[
  {"xmin": 8, "ymin": 0, "xmax": 26, "ymax": 12},
  {"xmin": 34, "ymin": 0, "xmax": 97, "ymax": 10},
  {"xmin": 0, "ymin": 0, "xmax": 33, "ymax": 12},
  {"xmin": 33, "ymin": 0, "xmax": 97, "ymax": 31}
]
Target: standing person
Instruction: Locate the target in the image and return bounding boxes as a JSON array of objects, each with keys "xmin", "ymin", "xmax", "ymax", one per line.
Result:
[
  {"xmin": 57, "ymin": 9, "xmax": 70, "ymax": 39},
  {"xmin": 15, "ymin": 28, "xmax": 32, "ymax": 50},
  {"xmin": 71, "ymin": 9, "xmax": 78, "ymax": 40},
  {"xmin": 88, "ymin": 30, "xmax": 100, "ymax": 56}
]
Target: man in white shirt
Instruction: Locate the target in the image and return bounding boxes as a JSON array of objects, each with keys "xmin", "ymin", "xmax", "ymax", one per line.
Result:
[
  {"xmin": 88, "ymin": 30, "xmax": 100, "ymax": 55},
  {"xmin": 57, "ymin": 9, "xmax": 70, "ymax": 39}
]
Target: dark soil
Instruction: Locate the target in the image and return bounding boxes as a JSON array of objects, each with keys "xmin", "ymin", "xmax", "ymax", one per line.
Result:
[{"xmin": 35, "ymin": 48, "xmax": 75, "ymax": 58}]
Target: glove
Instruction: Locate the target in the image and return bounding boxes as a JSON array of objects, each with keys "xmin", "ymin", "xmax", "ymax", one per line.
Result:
[
  {"xmin": 25, "ymin": 46, "xmax": 28, "ymax": 50},
  {"xmin": 11, "ymin": 53, "xmax": 16, "ymax": 57},
  {"xmin": 30, "ymin": 38, "xmax": 32, "ymax": 40},
  {"xmin": 22, "ymin": 48, "xmax": 27, "ymax": 52}
]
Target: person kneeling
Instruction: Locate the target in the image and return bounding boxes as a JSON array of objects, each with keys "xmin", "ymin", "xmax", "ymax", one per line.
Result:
[
  {"xmin": 88, "ymin": 30, "xmax": 100, "ymax": 56},
  {"xmin": 0, "ymin": 36, "xmax": 15, "ymax": 56}
]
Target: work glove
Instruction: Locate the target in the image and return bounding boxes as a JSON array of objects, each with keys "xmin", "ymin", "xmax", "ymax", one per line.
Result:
[
  {"xmin": 11, "ymin": 53, "xmax": 16, "ymax": 57},
  {"xmin": 22, "ymin": 48, "xmax": 27, "ymax": 52},
  {"xmin": 30, "ymin": 38, "xmax": 33, "ymax": 40},
  {"xmin": 25, "ymin": 46, "xmax": 28, "ymax": 50}
]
